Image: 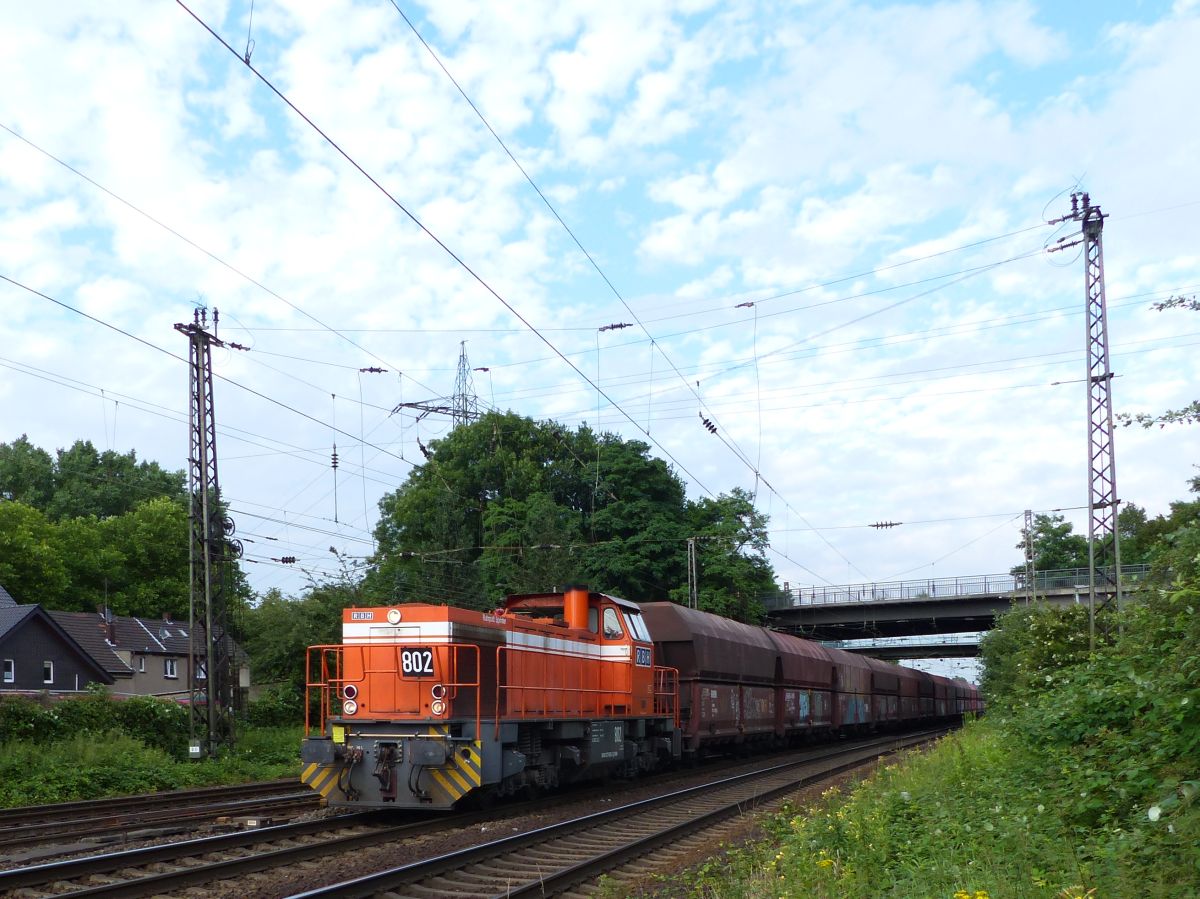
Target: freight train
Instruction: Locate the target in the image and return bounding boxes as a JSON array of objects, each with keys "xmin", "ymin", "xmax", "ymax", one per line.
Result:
[{"xmin": 300, "ymin": 586, "xmax": 981, "ymax": 809}]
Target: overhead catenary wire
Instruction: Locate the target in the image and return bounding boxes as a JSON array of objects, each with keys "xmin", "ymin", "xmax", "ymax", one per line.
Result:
[
  {"xmin": 0, "ymin": 120, "xmax": 441, "ymax": 400},
  {"xmin": 0, "ymin": 273, "xmax": 415, "ymax": 468},
  {"xmin": 174, "ymin": 0, "xmax": 722, "ymax": 510}
]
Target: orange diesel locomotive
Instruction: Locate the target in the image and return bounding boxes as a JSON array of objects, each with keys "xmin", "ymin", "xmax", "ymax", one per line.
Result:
[{"xmin": 300, "ymin": 586, "xmax": 679, "ymax": 809}]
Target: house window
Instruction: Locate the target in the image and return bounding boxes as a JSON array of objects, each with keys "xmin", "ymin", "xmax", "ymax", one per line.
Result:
[
  {"xmin": 43, "ymin": 660, "xmax": 54, "ymax": 684},
  {"xmin": 164, "ymin": 657, "xmax": 178, "ymax": 679},
  {"xmin": 137, "ymin": 656, "xmax": 145, "ymax": 673},
  {"xmin": 2, "ymin": 659, "xmax": 13, "ymax": 683}
]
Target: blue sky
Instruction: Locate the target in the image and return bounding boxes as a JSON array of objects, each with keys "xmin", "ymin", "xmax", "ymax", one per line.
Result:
[{"xmin": 1, "ymin": 0, "xmax": 1198, "ymax": 631}]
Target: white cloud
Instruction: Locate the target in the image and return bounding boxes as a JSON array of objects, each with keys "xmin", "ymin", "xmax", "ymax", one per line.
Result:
[{"xmin": 0, "ymin": 0, "xmax": 1197, "ymax": 603}]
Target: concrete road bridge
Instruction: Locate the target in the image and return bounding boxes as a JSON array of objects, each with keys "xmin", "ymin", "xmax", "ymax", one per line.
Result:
[{"xmin": 764, "ymin": 565, "xmax": 1149, "ymax": 653}]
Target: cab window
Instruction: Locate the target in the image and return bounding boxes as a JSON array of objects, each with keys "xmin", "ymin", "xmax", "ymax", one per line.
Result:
[
  {"xmin": 588, "ymin": 607, "xmax": 599, "ymax": 634},
  {"xmin": 625, "ymin": 609, "xmax": 652, "ymax": 642},
  {"xmin": 602, "ymin": 607, "xmax": 624, "ymax": 640}
]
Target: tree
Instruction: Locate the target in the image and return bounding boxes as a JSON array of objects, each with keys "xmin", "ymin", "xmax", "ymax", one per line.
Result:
[
  {"xmin": 669, "ymin": 488, "xmax": 778, "ymax": 622},
  {"xmin": 1144, "ymin": 480, "xmax": 1200, "ymax": 587},
  {"xmin": 479, "ymin": 492, "xmax": 584, "ymax": 596},
  {"xmin": 0, "ymin": 435, "xmax": 54, "ymax": 508},
  {"xmin": 0, "ymin": 501, "xmax": 68, "ymax": 605},
  {"xmin": 242, "ymin": 579, "xmax": 363, "ymax": 693},
  {"xmin": 101, "ymin": 497, "xmax": 192, "ymax": 618},
  {"xmin": 1012, "ymin": 513, "xmax": 1089, "ymax": 574},
  {"xmin": 0, "ymin": 436, "xmax": 239, "ymax": 620},
  {"xmin": 52, "ymin": 515, "xmax": 125, "ymax": 612},
  {"xmin": 48, "ymin": 441, "xmax": 185, "ymax": 520},
  {"xmin": 367, "ymin": 411, "xmax": 779, "ymax": 620}
]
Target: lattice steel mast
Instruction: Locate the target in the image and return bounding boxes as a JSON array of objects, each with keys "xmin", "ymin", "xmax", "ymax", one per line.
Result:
[
  {"xmin": 1050, "ymin": 193, "xmax": 1122, "ymax": 643},
  {"xmin": 452, "ymin": 340, "xmax": 479, "ymax": 428},
  {"xmin": 175, "ymin": 308, "xmax": 238, "ymax": 757}
]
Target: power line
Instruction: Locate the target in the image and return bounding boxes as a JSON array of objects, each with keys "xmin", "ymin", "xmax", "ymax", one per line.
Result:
[
  {"xmin": 0, "ymin": 120, "xmax": 441, "ymax": 400},
  {"xmin": 174, "ymin": 0, "xmax": 724, "ymax": 506},
  {"xmin": 0, "ymin": 272, "xmax": 415, "ymax": 467}
]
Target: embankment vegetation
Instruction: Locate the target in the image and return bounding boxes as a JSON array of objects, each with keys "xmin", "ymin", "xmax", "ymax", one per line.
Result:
[
  {"xmin": 0, "ymin": 689, "xmax": 301, "ymax": 806},
  {"xmin": 658, "ymin": 482, "xmax": 1200, "ymax": 898}
]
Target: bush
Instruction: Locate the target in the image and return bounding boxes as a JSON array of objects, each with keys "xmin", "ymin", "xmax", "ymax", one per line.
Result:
[
  {"xmin": 0, "ymin": 731, "xmax": 182, "ymax": 806},
  {"xmin": 245, "ymin": 684, "xmax": 304, "ymax": 727},
  {"xmin": 52, "ymin": 688, "xmax": 119, "ymax": 734},
  {"xmin": 0, "ymin": 723, "xmax": 302, "ymax": 808},
  {"xmin": 0, "ymin": 695, "xmax": 62, "ymax": 743},
  {"xmin": 693, "ymin": 582, "xmax": 1200, "ymax": 898},
  {"xmin": 117, "ymin": 695, "xmax": 190, "ymax": 759}
]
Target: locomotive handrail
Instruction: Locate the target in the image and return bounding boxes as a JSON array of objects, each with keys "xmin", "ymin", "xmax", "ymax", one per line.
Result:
[
  {"xmin": 653, "ymin": 665, "xmax": 679, "ymax": 726},
  {"xmin": 304, "ymin": 642, "xmax": 482, "ymax": 740},
  {"xmin": 494, "ymin": 644, "xmax": 626, "ymax": 738},
  {"xmin": 304, "ymin": 645, "xmax": 342, "ymax": 737}
]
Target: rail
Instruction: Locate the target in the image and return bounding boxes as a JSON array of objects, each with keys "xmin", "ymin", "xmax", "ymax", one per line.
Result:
[{"xmin": 765, "ymin": 564, "xmax": 1151, "ymax": 610}]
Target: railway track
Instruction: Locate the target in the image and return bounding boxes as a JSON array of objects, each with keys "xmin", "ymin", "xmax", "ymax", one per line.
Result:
[
  {"xmin": 0, "ymin": 779, "xmax": 319, "ymax": 858},
  {"xmin": 292, "ymin": 729, "xmax": 943, "ymax": 898},
  {"xmin": 0, "ymin": 728, "xmax": 945, "ymax": 897}
]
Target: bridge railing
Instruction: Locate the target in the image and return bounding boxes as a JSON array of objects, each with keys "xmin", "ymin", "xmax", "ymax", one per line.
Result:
[
  {"xmin": 822, "ymin": 632, "xmax": 983, "ymax": 650},
  {"xmin": 764, "ymin": 564, "xmax": 1151, "ymax": 610}
]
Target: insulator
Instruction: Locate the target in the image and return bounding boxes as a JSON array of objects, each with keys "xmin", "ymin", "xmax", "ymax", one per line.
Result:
[{"xmin": 331, "ymin": 451, "xmax": 339, "ymax": 469}]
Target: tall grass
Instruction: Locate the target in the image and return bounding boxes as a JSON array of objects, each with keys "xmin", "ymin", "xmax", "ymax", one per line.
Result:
[
  {"xmin": 0, "ymin": 725, "xmax": 303, "ymax": 808},
  {"xmin": 661, "ymin": 584, "xmax": 1200, "ymax": 898}
]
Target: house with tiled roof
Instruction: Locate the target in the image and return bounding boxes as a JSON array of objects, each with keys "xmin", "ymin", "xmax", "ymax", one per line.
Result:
[
  {"xmin": 0, "ymin": 586, "xmax": 115, "ymax": 692},
  {"xmin": 1, "ymin": 584, "xmax": 248, "ymax": 698}
]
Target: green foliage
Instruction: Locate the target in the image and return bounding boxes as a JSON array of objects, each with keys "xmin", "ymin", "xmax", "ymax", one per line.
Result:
[
  {"xmin": 0, "ymin": 725, "xmax": 301, "ymax": 808},
  {"xmin": 0, "ymin": 694, "xmax": 62, "ymax": 742},
  {"xmin": 978, "ymin": 602, "xmax": 1095, "ymax": 710},
  {"xmin": 1011, "ymin": 512, "xmax": 1088, "ymax": 575},
  {"xmin": 0, "ymin": 692, "xmax": 189, "ymax": 759},
  {"xmin": 44, "ymin": 439, "xmax": 186, "ymax": 520},
  {"xmin": 367, "ymin": 411, "xmax": 777, "ymax": 619},
  {"xmin": 479, "ymin": 491, "xmax": 584, "ymax": 595},
  {"xmin": 245, "ymin": 684, "xmax": 305, "ymax": 727},
  {"xmin": 668, "ymin": 487, "xmax": 777, "ymax": 622},
  {"xmin": 96, "ymin": 496, "xmax": 191, "ymax": 618},
  {"xmin": 0, "ymin": 436, "xmax": 243, "ymax": 618},
  {"xmin": 0, "ymin": 500, "xmax": 68, "ymax": 605},
  {"xmin": 0, "ymin": 434, "xmax": 54, "ymax": 508},
  {"xmin": 117, "ymin": 694, "xmax": 191, "ymax": 758},
  {"xmin": 0, "ymin": 732, "xmax": 184, "ymax": 806},
  {"xmin": 1146, "ymin": 499, "xmax": 1200, "ymax": 586},
  {"xmin": 242, "ymin": 584, "xmax": 356, "ymax": 693}
]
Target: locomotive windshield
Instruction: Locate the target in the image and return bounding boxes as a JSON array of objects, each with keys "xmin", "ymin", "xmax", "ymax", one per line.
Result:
[{"xmin": 624, "ymin": 609, "xmax": 652, "ymax": 642}]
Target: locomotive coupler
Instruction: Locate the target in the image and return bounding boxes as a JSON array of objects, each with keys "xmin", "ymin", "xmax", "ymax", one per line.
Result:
[{"xmin": 373, "ymin": 743, "xmax": 400, "ymax": 802}]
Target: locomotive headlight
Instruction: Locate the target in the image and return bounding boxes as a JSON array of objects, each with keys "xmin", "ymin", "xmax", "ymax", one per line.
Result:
[
  {"xmin": 342, "ymin": 683, "xmax": 358, "ymax": 700},
  {"xmin": 430, "ymin": 683, "xmax": 447, "ymax": 700},
  {"xmin": 342, "ymin": 699, "xmax": 358, "ymax": 715},
  {"xmin": 430, "ymin": 699, "xmax": 446, "ymax": 716},
  {"xmin": 387, "ymin": 608, "xmax": 402, "ymax": 624}
]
